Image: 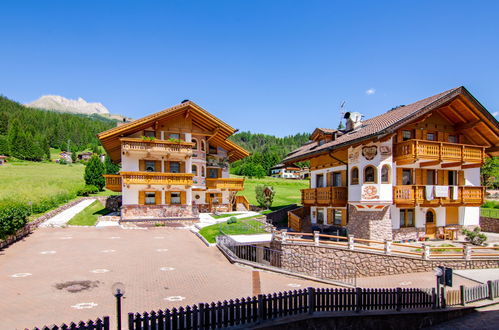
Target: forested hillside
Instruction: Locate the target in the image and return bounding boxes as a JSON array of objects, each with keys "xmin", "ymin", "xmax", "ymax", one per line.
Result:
[
  {"xmin": 229, "ymin": 131, "xmax": 310, "ymax": 177},
  {"xmin": 0, "ymin": 96, "xmax": 115, "ymax": 161}
]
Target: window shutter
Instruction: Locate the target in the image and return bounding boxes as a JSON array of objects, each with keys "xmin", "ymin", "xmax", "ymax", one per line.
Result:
[
  {"xmin": 341, "ymin": 171, "xmax": 347, "ymax": 187},
  {"xmin": 341, "ymin": 209, "xmax": 347, "ymax": 226},
  {"xmin": 326, "ymin": 173, "xmax": 331, "ymax": 187},
  {"xmin": 397, "ymin": 168, "xmax": 403, "ymax": 186},
  {"xmin": 155, "ymin": 131, "xmax": 161, "ymax": 139},
  {"xmin": 180, "ymin": 162, "xmax": 185, "ymax": 173},
  {"xmin": 139, "ymin": 191, "xmax": 145, "ymax": 205},
  {"xmin": 154, "ymin": 160, "xmax": 160, "ymax": 172},
  {"xmin": 458, "ymin": 171, "xmax": 465, "ymax": 186},
  {"xmin": 165, "ymin": 192, "xmax": 171, "ymax": 205},
  {"xmin": 139, "ymin": 160, "xmax": 145, "ymax": 171},
  {"xmin": 155, "ymin": 191, "xmax": 162, "ymax": 205},
  {"xmin": 164, "ymin": 161, "xmax": 170, "ymax": 172},
  {"xmin": 443, "ymin": 170, "xmax": 449, "ymax": 185},
  {"xmin": 422, "ymin": 129, "xmax": 427, "ymax": 140},
  {"xmin": 180, "ymin": 191, "xmax": 186, "ymax": 205},
  {"xmin": 415, "ymin": 129, "xmax": 422, "ymax": 140},
  {"xmin": 437, "ymin": 170, "xmax": 445, "ymax": 185},
  {"xmin": 415, "ymin": 169, "xmax": 423, "ymax": 185},
  {"xmin": 397, "ymin": 132, "xmax": 403, "ymax": 143},
  {"xmin": 421, "ymin": 169, "xmax": 427, "ymax": 185},
  {"xmin": 327, "ymin": 208, "xmax": 333, "ymax": 224},
  {"xmin": 437, "ymin": 131, "xmax": 445, "ymax": 142}
]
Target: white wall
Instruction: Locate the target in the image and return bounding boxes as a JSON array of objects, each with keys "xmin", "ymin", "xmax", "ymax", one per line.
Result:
[
  {"xmin": 459, "ymin": 206, "xmax": 480, "ymax": 226},
  {"xmin": 310, "ymin": 165, "xmax": 347, "ymax": 188},
  {"xmin": 465, "ymin": 167, "xmax": 480, "ymax": 186}
]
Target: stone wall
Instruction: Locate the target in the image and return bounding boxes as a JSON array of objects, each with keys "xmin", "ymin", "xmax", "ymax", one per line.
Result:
[
  {"xmin": 392, "ymin": 227, "xmax": 426, "ymax": 242},
  {"xmin": 121, "ymin": 204, "xmax": 198, "ymax": 221},
  {"xmin": 480, "ymin": 216, "xmax": 499, "ymax": 233},
  {"xmin": 346, "ymin": 205, "xmax": 392, "ymax": 241},
  {"xmin": 275, "ymin": 241, "xmax": 498, "ymax": 278}
]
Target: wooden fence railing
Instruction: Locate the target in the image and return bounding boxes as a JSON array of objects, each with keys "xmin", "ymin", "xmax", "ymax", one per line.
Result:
[
  {"xmin": 446, "ymin": 280, "xmax": 499, "ymax": 306},
  {"xmin": 277, "ymin": 231, "xmax": 499, "ymax": 260},
  {"xmin": 33, "ymin": 316, "xmax": 110, "ymax": 330},
  {"xmin": 235, "ymin": 195, "xmax": 250, "ymax": 211},
  {"xmin": 128, "ymin": 286, "xmax": 435, "ymax": 329}
]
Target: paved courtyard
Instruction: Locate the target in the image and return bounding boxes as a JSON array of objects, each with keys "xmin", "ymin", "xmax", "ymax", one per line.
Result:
[{"xmin": 0, "ymin": 227, "xmax": 335, "ymax": 329}]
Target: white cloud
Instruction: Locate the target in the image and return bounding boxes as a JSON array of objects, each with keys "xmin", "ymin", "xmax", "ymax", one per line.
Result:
[
  {"xmin": 365, "ymin": 88, "xmax": 376, "ymax": 95},
  {"xmin": 492, "ymin": 111, "xmax": 498, "ymax": 117}
]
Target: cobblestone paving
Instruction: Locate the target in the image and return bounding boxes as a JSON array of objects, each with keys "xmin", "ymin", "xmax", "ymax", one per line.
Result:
[{"xmin": 426, "ymin": 303, "xmax": 499, "ymax": 329}]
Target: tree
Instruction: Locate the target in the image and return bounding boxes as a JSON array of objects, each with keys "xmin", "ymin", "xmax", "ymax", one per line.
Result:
[
  {"xmin": 92, "ymin": 144, "xmax": 100, "ymax": 155},
  {"xmin": 104, "ymin": 155, "xmax": 120, "ymax": 174},
  {"xmin": 84, "ymin": 155, "xmax": 105, "ymax": 191},
  {"xmin": 0, "ymin": 135, "xmax": 9, "ymax": 155},
  {"xmin": 481, "ymin": 157, "xmax": 499, "ymax": 189},
  {"xmin": 255, "ymin": 185, "xmax": 275, "ymax": 209},
  {"xmin": 337, "ymin": 121, "xmax": 345, "ymax": 130}
]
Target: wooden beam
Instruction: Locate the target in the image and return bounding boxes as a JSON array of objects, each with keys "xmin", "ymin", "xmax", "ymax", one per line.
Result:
[
  {"xmin": 420, "ymin": 160, "xmax": 441, "ymax": 167},
  {"xmin": 436, "ymin": 108, "xmax": 457, "ymax": 125},
  {"xmin": 207, "ymin": 127, "xmax": 221, "ymax": 142},
  {"xmin": 448, "ymin": 104, "xmax": 467, "ymax": 123},
  {"xmin": 185, "ymin": 110, "xmax": 190, "ymax": 119},
  {"xmin": 455, "ymin": 120, "xmax": 481, "ymax": 131},
  {"xmin": 441, "ymin": 162, "xmax": 463, "ymax": 168},
  {"xmin": 471, "ymin": 127, "xmax": 493, "ymax": 147},
  {"xmin": 462, "ymin": 163, "xmax": 482, "ymax": 169},
  {"xmin": 396, "ymin": 159, "xmax": 415, "ymax": 165},
  {"xmin": 455, "ymin": 98, "xmax": 480, "ymax": 120},
  {"xmin": 486, "ymin": 146, "xmax": 499, "ymax": 153}
]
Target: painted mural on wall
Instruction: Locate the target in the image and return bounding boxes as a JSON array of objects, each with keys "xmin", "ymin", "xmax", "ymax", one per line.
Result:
[
  {"xmin": 362, "ymin": 146, "xmax": 378, "ymax": 160},
  {"xmin": 362, "ymin": 185, "xmax": 379, "ymax": 200}
]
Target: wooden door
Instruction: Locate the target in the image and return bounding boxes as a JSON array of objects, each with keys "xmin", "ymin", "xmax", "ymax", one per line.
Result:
[{"xmin": 425, "ymin": 209, "xmax": 437, "ymax": 238}]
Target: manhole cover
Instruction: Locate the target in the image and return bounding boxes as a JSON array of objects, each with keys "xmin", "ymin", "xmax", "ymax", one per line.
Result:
[{"xmin": 55, "ymin": 280, "xmax": 100, "ymax": 293}]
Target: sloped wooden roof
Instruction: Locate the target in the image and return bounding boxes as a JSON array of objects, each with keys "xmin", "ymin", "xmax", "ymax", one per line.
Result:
[
  {"xmin": 98, "ymin": 101, "xmax": 249, "ymax": 163},
  {"xmin": 283, "ymin": 86, "xmax": 499, "ymax": 163}
]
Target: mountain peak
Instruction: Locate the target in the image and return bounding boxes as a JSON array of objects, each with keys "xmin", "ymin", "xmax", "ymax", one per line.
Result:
[{"xmin": 27, "ymin": 95, "xmax": 110, "ymax": 115}]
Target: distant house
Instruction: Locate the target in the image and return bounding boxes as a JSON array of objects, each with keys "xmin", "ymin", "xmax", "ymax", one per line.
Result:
[
  {"xmin": 0, "ymin": 155, "xmax": 7, "ymax": 165},
  {"xmin": 59, "ymin": 152, "xmax": 72, "ymax": 163},
  {"xmin": 270, "ymin": 164, "xmax": 301, "ymax": 179},
  {"xmin": 77, "ymin": 152, "xmax": 93, "ymax": 161}
]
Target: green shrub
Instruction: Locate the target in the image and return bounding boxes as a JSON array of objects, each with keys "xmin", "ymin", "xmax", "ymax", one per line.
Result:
[
  {"xmin": 227, "ymin": 216, "xmax": 238, "ymax": 224},
  {"xmin": 462, "ymin": 227, "xmax": 487, "ymax": 246},
  {"xmin": 76, "ymin": 185, "xmax": 99, "ymax": 196},
  {"xmin": 0, "ymin": 201, "xmax": 30, "ymax": 238},
  {"xmin": 30, "ymin": 192, "xmax": 76, "ymax": 214}
]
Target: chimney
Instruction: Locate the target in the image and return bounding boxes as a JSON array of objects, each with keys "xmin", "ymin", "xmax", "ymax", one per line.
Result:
[{"xmin": 344, "ymin": 112, "xmax": 363, "ymax": 131}]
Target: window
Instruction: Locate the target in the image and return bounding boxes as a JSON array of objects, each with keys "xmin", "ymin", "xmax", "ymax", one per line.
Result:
[
  {"xmin": 208, "ymin": 168, "xmax": 218, "ymax": 178},
  {"xmin": 145, "ymin": 160, "xmax": 156, "ymax": 172},
  {"xmin": 426, "ymin": 210, "xmax": 434, "ymax": 224},
  {"xmin": 448, "ymin": 135, "xmax": 457, "ymax": 143},
  {"xmin": 209, "ymin": 144, "xmax": 217, "ymax": 155},
  {"xmin": 170, "ymin": 192, "xmax": 181, "ymax": 204},
  {"xmin": 402, "ymin": 169, "xmax": 413, "ymax": 185},
  {"xmin": 169, "ymin": 162, "xmax": 180, "ymax": 173},
  {"xmin": 192, "ymin": 138, "xmax": 198, "ymax": 150},
  {"xmin": 448, "ymin": 170, "xmax": 457, "ymax": 186},
  {"xmin": 426, "ymin": 170, "xmax": 435, "ymax": 185},
  {"xmin": 316, "ymin": 174, "xmax": 324, "ymax": 188},
  {"xmin": 351, "ymin": 167, "xmax": 359, "ymax": 185},
  {"xmin": 400, "ymin": 209, "xmax": 415, "ymax": 227},
  {"xmin": 402, "ymin": 130, "xmax": 413, "ymax": 141},
  {"xmin": 201, "ymin": 141, "xmax": 206, "ymax": 152},
  {"xmin": 364, "ymin": 166, "xmax": 377, "ymax": 183},
  {"xmin": 332, "ymin": 172, "xmax": 342, "ymax": 187},
  {"xmin": 333, "ymin": 210, "xmax": 342, "ymax": 225},
  {"xmin": 316, "ymin": 209, "xmax": 325, "ymax": 225},
  {"xmin": 169, "ymin": 133, "xmax": 180, "ymax": 140},
  {"xmin": 145, "ymin": 192, "xmax": 156, "ymax": 205},
  {"xmin": 201, "ymin": 166, "xmax": 205, "ymax": 177},
  {"xmin": 381, "ymin": 165, "xmax": 390, "ymax": 183},
  {"xmin": 192, "ymin": 164, "xmax": 198, "ymax": 176},
  {"xmin": 427, "ymin": 132, "xmax": 436, "ymax": 141},
  {"xmin": 144, "ymin": 131, "xmax": 155, "ymax": 138}
]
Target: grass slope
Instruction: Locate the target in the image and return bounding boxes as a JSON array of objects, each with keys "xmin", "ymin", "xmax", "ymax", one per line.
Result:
[
  {"xmin": 199, "ymin": 217, "xmax": 267, "ymax": 243},
  {"xmin": 68, "ymin": 200, "xmax": 109, "ymax": 226},
  {"xmin": 234, "ymin": 176, "xmax": 308, "ymax": 207}
]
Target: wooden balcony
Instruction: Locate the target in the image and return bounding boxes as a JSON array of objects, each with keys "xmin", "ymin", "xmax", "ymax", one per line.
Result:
[
  {"xmin": 104, "ymin": 174, "xmax": 122, "ymax": 192},
  {"xmin": 205, "ymin": 178, "xmax": 245, "ymax": 191},
  {"xmin": 120, "ymin": 171, "xmax": 194, "ymax": 186},
  {"xmin": 393, "ymin": 185, "xmax": 484, "ymax": 207},
  {"xmin": 301, "ymin": 187, "xmax": 348, "ymax": 207},
  {"xmin": 394, "ymin": 139, "xmax": 484, "ymax": 166},
  {"xmin": 121, "ymin": 138, "xmax": 194, "ymax": 159}
]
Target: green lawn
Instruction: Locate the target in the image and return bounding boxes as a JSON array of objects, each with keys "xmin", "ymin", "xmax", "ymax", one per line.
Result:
[
  {"xmin": 199, "ymin": 217, "xmax": 267, "ymax": 243},
  {"xmin": 233, "ymin": 175, "xmax": 309, "ymax": 208},
  {"xmin": 210, "ymin": 213, "xmax": 240, "ymax": 219},
  {"xmin": 68, "ymin": 200, "xmax": 109, "ymax": 226}
]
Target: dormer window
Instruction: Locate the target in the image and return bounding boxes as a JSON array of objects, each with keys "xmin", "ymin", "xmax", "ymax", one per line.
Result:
[
  {"xmin": 402, "ymin": 130, "xmax": 412, "ymax": 141},
  {"xmin": 144, "ymin": 131, "xmax": 155, "ymax": 138},
  {"xmin": 318, "ymin": 140, "xmax": 326, "ymax": 146}
]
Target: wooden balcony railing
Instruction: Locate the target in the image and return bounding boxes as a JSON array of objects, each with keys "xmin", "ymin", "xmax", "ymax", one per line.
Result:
[
  {"xmin": 205, "ymin": 178, "xmax": 245, "ymax": 191},
  {"xmin": 121, "ymin": 138, "xmax": 195, "ymax": 157},
  {"xmin": 394, "ymin": 139, "xmax": 484, "ymax": 164},
  {"xmin": 104, "ymin": 174, "xmax": 122, "ymax": 192},
  {"xmin": 301, "ymin": 187, "xmax": 348, "ymax": 207},
  {"xmin": 120, "ymin": 171, "xmax": 194, "ymax": 186},
  {"xmin": 393, "ymin": 185, "xmax": 484, "ymax": 206}
]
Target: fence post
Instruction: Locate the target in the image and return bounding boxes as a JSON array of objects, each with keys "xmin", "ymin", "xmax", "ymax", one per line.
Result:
[
  {"xmin": 432, "ymin": 288, "xmax": 437, "ymax": 309},
  {"xmin": 356, "ymin": 287, "xmax": 362, "ymax": 313},
  {"xmin": 281, "ymin": 229, "xmax": 287, "ymax": 243},
  {"xmin": 460, "ymin": 285, "xmax": 466, "ymax": 306},
  {"xmin": 128, "ymin": 313, "xmax": 134, "ymax": 330},
  {"xmin": 384, "ymin": 239, "xmax": 392, "ymax": 255},
  {"xmin": 488, "ymin": 281, "xmax": 494, "ymax": 300},
  {"xmin": 313, "ymin": 231, "xmax": 320, "ymax": 246},
  {"xmin": 348, "ymin": 235, "xmax": 355, "ymax": 250},
  {"xmin": 396, "ymin": 288, "xmax": 402, "ymax": 311},
  {"xmin": 308, "ymin": 287, "xmax": 315, "ymax": 315},
  {"xmin": 441, "ymin": 287, "xmax": 447, "ymax": 308},
  {"xmin": 103, "ymin": 316, "xmax": 110, "ymax": 330},
  {"xmin": 464, "ymin": 244, "xmax": 472, "ymax": 260},
  {"xmin": 199, "ymin": 303, "xmax": 205, "ymax": 329},
  {"xmin": 257, "ymin": 294, "xmax": 264, "ymax": 321},
  {"xmin": 422, "ymin": 244, "xmax": 430, "ymax": 260}
]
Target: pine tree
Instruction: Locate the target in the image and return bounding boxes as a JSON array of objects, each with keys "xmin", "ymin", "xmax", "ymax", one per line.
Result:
[
  {"xmin": 104, "ymin": 155, "xmax": 120, "ymax": 174},
  {"xmin": 84, "ymin": 155, "xmax": 106, "ymax": 190},
  {"xmin": 337, "ymin": 121, "xmax": 345, "ymax": 130}
]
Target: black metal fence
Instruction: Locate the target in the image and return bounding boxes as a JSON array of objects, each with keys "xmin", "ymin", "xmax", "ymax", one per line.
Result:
[
  {"xmin": 217, "ymin": 234, "xmax": 357, "ymax": 287},
  {"xmin": 33, "ymin": 317, "xmax": 110, "ymax": 330},
  {"xmin": 128, "ymin": 286, "xmax": 434, "ymax": 329}
]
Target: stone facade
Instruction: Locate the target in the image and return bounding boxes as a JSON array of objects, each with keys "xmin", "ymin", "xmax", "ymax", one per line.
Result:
[
  {"xmin": 121, "ymin": 205, "xmax": 198, "ymax": 221},
  {"xmin": 346, "ymin": 205, "xmax": 392, "ymax": 241},
  {"xmin": 480, "ymin": 216, "xmax": 499, "ymax": 233},
  {"xmin": 392, "ymin": 227, "xmax": 426, "ymax": 242},
  {"xmin": 274, "ymin": 240, "xmax": 499, "ymax": 278}
]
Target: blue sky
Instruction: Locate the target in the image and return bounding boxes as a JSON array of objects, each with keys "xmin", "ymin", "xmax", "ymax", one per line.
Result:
[{"xmin": 1, "ymin": 0, "xmax": 498, "ymax": 136}]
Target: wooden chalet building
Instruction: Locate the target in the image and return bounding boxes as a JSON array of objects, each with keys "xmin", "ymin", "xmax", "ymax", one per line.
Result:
[
  {"xmin": 283, "ymin": 87, "xmax": 499, "ymax": 241},
  {"xmin": 98, "ymin": 100, "xmax": 249, "ymax": 222}
]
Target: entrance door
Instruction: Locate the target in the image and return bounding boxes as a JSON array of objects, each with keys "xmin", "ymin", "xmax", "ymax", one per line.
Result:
[{"xmin": 425, "ymin": 209, "xmax": 437, "ymax": 238}]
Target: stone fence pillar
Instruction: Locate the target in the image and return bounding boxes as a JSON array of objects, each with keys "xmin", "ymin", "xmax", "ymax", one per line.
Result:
[
  {"xmin": 464, "ymin": 244, "xmax": 472, "ymax": 261},
  {"xmin": 384, "ymin": 239, "xmax": 392, "ymax": 255},
  {"xmin": 281, "ymin": 229, "xmax": 287, "ymax": 243},
  {"xmin": 423, "ymin": 244, "xmax": 430, "ymax": 260},
  {"xmin": 313, "ymin": 231, "xmax": 320, "ymax": 246},
  {"xmin": 348, "ymin": 235, "xmax": 355, "ymax": 250}
]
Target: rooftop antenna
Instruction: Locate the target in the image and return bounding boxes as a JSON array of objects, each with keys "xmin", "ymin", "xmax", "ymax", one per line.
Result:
[{"xmin": 338, "ymin": 101, "xmax": 346, "ymax": 130}]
